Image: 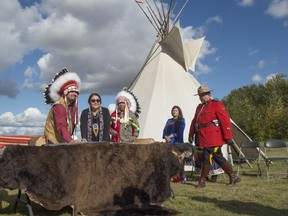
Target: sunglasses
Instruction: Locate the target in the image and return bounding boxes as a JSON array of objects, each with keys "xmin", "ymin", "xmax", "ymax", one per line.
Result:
[{"xmin": 90, "ymin": 99, "xmax": 101, "ymax": 103}]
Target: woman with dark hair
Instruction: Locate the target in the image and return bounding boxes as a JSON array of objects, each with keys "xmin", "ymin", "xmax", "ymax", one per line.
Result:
[
  {"xmin": 80, "ymin": 93, "xmax": 110, "ymax": 142},
  {"xmin": 162, "ymin": 105, "xmax": 185, "ymax": 143}
]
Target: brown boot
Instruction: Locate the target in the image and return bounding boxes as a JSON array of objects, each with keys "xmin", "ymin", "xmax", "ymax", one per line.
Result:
[
  {"xmin": 228, "ymin": 173, "xmax": 241, "ymax": 185},
  {"xmin": 196, "ymin": 177, "xmax": 206, "ymax": 188},
  {"xmin": 221, "ymin": 161, "xmax": 241, "ymax": 185},
  {"xmin": 196, "ymin": 165, "xmax": 211, "ymax": 188}
]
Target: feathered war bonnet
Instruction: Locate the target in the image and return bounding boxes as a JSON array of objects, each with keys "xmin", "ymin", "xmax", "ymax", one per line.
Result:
[
  {"xmin": 116, "ymin": 87, "xmax": 141, "ymax": 118},
  {"xmin": 43, "ymin": 68, "xmax": 81, "ymax": 104}
]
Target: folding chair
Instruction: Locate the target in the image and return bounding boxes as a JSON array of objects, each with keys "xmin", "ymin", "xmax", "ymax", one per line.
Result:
[
  {"xmin": 237, "ymin": 141, "xmax": 261, "ymax": 177},
  {"xmin": 264, "ymin": 140, "xmax": 288, "ymax": 180}
]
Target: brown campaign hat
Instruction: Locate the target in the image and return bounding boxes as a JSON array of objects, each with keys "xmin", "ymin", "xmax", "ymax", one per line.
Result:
[{"xmin": 194, "ymin": 85, "xmax": 211, "ymax": 96}]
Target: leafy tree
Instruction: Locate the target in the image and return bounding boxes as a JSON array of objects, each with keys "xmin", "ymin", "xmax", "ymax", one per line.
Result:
[
  {"xmin": 223, "ymin": 74, "xmax": 287, "ymax": 141},
  {"xmin": 263, "ymin": 90, "xmax": 285, "ymax": 139}
]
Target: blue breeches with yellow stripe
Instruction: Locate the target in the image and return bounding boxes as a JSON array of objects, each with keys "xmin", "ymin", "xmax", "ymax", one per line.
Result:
[{"xmin": 202, "ymin": 146, "xmax": 227, "ymax": 166}]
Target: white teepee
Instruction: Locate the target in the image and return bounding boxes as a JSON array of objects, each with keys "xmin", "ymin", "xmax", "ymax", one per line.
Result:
[
  {"xmin": 129, "ymin": 22, "xmax": 204, "ymax": 142},
  {"xmin": 129, "ymin": 0, "xmax": 259, "ymax": 157}
]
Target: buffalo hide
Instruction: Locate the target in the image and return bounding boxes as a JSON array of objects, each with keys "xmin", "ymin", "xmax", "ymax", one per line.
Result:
[{"xmin": 0, "ymin": 142, "xmax": 186, "ymax": 214}]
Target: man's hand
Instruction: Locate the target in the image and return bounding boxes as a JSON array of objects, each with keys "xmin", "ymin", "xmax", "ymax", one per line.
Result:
[
  {"xmin": 70, "ymin": 139, "xmax": 83, "ymax": 143},
  {"xmin": 226, "ymin": 139, "xmax": 234, "ymax": 145}
]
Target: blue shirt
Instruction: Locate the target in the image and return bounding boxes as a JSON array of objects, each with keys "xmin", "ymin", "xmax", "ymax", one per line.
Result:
[{"xmin": 162, "ymin": 118, "xmax": 185, "ymax": 143}]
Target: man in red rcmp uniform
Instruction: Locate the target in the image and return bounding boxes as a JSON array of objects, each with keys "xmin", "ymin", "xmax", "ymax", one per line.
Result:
[{"xmin": 188, "ymin": 85, "xmax": 240, "ymax": 188}]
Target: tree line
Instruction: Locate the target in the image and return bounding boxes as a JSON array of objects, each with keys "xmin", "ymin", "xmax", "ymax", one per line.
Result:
[{"xmin": 222, "ymin": 74, "xmax": 288, "ymax": 141}]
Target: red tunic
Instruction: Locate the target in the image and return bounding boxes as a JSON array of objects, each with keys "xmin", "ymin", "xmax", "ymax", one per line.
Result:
[
  {"xmin": 52, "ymin": 103, "xmax": 76, "ymax": 143},
  {"xmin": 189, "ymin": 98, "xmax": 232, "ymax": 148}
]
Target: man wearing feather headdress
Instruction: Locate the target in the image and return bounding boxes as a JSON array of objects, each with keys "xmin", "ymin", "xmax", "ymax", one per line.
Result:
[
  {"xmin": 110, "ymin": 88, "xmax": 141, "ymax": 143},
  {"xmin": 44, "ymin": 68, "xmax": 83, "ymax": 144}
]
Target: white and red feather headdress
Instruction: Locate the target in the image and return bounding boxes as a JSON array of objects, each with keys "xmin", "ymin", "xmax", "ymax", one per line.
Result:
[
  {"xmin": 44, "ymin": 68, "xmax": 81, "ymax": 104},
  {"xmin": 108, "ymin": 87, "xmax": 141, "ymax": 118}
]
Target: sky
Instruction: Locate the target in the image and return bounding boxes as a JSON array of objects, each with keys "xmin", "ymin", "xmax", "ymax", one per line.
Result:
[{"xmin": 0, "ymin": 0, "xmax": 287, "ymax": 136}]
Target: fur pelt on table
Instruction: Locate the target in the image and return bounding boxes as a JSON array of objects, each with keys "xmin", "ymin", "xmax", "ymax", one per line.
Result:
[{"xmin": 0, "ymin": 142, "xmax": 191, "ymax": 214}]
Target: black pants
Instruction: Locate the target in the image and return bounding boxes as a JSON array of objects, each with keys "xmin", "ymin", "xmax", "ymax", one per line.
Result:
[{"xmin": 202, "ymin": 146, "xmax": 227, "ymax": 166}]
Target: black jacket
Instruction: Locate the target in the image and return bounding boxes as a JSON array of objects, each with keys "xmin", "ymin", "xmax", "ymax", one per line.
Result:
[{"xmin": 80, "ymin": 107, "xmax": 110, "ymax": 141}]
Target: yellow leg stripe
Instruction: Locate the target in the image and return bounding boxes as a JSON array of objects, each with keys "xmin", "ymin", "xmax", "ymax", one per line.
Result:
[
  {"xmin": 209, "ymin": 147, "xmax": 219, "ymax": 165},
  {"xmin": 209, "ymin": 152, "xmax": 213, "ymax": 165}
]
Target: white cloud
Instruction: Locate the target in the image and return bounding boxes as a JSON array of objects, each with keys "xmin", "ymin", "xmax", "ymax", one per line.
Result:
[
  {"xmin": 23, "ymin": 78, "xmax": 34, "ymax": 89},
  {"xmin": 196, "ymin": 41, "xmax": 216, "ymax": 76},
  {"xmin": 206, "ymin": 16, "xmax": 223, "ymax": 25},
  {"xmin": 181, "ymin": 25, "xmax": 205, "ymax": 41},
  {"xmin": 265, "ymin": 0, "xmax": 288, "ymax": 19},
  {"xmin": 0, "ymin": 0, "xmax": 218, "ymax": 135},
  {"xmin": 37, "ymin": 53, "xmax": 51, "ymax": 68},
  {"xmin": 266, "ymin": 73, "xmax": 277, "ymax": 82},
  {"xmin": 0, "ymin": 0, "xmax": 39, "ymax": 72},
  {"xmin": 23, "ymin": 67, "xmax": 37, "ymax": 89},
  {"xmin": 237, "ymin": 0, "xmax": 255, "ymax": 7},
  {"xmin": 198, "ymin": 41, "xmax": 217, "ymax": 61},
  {"xmin": 251, "ymin": 73, "xmax": 280, "ymax": 84},
  {"xmin": 257, "ymin": 60, "xmax": 266, "ymax": 68},
  {"xmin": 215, "ymin": 56, "xmax": 221, "ymax": 62},
  {"xmin": 250, "ymin": 58, "xmax": 277, "ymax": 70},
  {"xmin": 248, "ymin": 48, "xmax": 259, "ymax": 56},
  {"xmin": 195, "ymin": 62, "xmax": 212, "ymax": 76},
  {"xmin": 0, "ymin": 112, "xmax": 18, "ymax": 127},
  {"xmin": 0, "ymin": 126, "xmax": 45, "ymax": 136},
  {"xmin": 252, "ymin": 74, "xmax": 262, "ymax": 83},
  {"xmin": 31, "ymin": 0, "xmax": 156, "ymax": 95},
  {"xmin": 0, "ymin": 108, "xmax": 46, "ymax": 135},
  {"xmin": 0, "ymin": 0, "xmax": 155, "ymax": 96},
  {"xmin": 24, "ymin": 67, "xmax": 35, "ymax": 78},
  {"xmin": 0, "ymin": 0, "xmax": 216, "ymax": 97},
  {"xmin": 15, "ymin": 107, "xmax": 46, "ymax": 126}
]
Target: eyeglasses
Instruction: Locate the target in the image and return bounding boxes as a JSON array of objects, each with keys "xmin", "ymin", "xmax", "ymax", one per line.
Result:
[{"xmin": 90, "ymin": 99, "xmax": 101, "ymax": 103}]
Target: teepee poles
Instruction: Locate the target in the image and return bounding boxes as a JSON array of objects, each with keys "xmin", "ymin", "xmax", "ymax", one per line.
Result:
[
  {"xmin": 153, "ymin": 0, "xmax": 164, "ymax": 23},
  {"xmin": 146, "ymin": 2, "xmax": 162, "ymax": 35},
  {"xmin": 171, "ymin": 0, "xmax": 189, "ymax": 27},
  {"xmin": 159, "ymin": 0, "xmax": 168, "ymax": 37},
  {"xmin": 152, "ymin": 0, "xmax": 167, "ymax": 37},
  {"xmin": 135, "ymin": 0, "xmax": 189, "ymax": 39},
  {"xmin": 147, "ymin": 0, "xmax": 171, "ymax": 38},
  {"xmin": 135, "ymin": 1, "xmax": 161, "ymax": 35}
]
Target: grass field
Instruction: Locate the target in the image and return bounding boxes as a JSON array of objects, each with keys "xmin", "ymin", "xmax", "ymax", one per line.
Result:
[{"xmin": 1, "ymin": 157, "xmax": 288, "ymax": 215}]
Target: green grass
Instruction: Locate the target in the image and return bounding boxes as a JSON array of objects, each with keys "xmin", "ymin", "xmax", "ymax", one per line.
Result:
[
  {"xmin": 166, "ymin": 174, "xmax": 288, "ymax": 215},
  {"xmin": 1, "ymin": 159, "xmax": 288, "ymax": 216}
]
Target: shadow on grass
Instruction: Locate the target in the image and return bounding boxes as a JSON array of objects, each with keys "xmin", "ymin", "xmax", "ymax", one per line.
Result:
[
  {"xmin": 191, "ymin": 196, "xmax": 288, "ymax": 216},
  {"xmin": 99, "ymin": 186, "xmax": 180, "ymax": 215}
]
